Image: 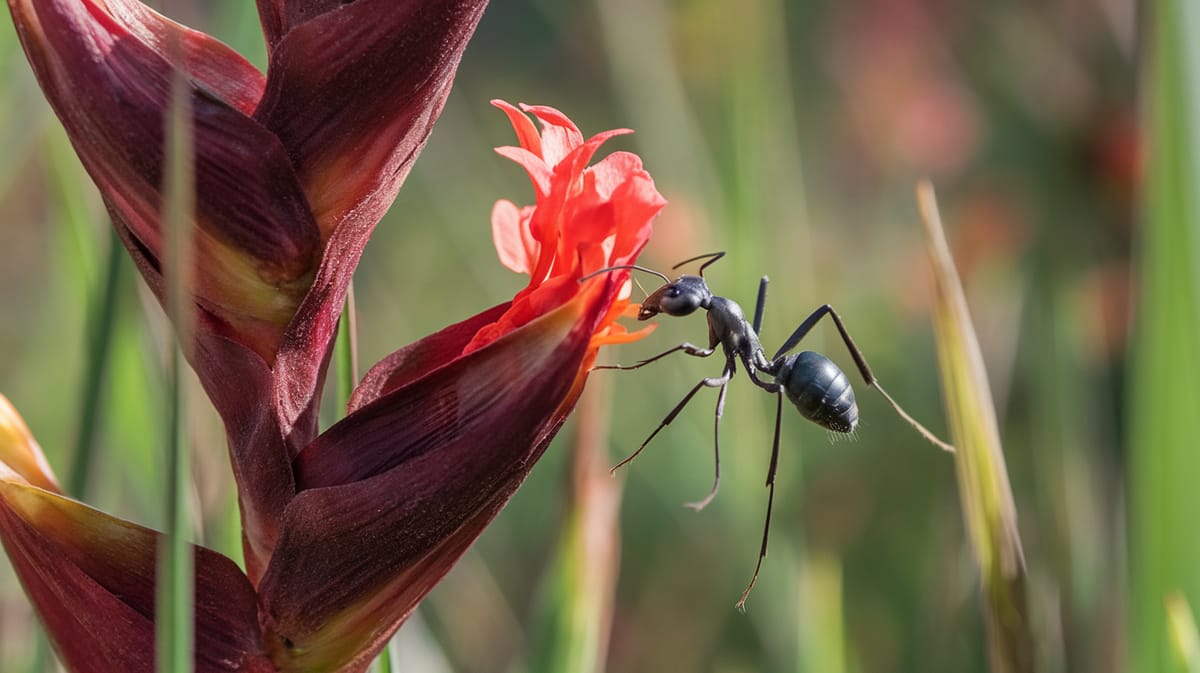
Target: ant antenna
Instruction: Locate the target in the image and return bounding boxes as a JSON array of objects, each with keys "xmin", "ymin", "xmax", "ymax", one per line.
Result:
[
  {"xmin": 579, "ymin": 264, "xmax": 671, "ymax": 285},
  {"xmin": 671, "ymin": 251, "xmax": 726, "ymax": 277}
]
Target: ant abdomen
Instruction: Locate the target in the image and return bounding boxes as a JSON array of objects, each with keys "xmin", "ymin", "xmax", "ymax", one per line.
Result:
[{"xmin": 776, "ymin": 351, "xmax": 858, "ymax": 433}]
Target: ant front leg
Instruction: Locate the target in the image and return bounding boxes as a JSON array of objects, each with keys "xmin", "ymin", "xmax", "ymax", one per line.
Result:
[
  {"xmin": 610, "ymin": 357, "xmax": 734, "ymax": 475},
  {"xmin": 773, "ymin": 304, "xmax": 955, "ymax": 453},
  {"xmin": 592, "ymin": 342, "xmax": 715, "ymax": 371}
]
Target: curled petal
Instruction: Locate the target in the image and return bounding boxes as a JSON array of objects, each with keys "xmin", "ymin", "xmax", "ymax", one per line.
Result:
[
  {"xmin": 262, "ymin": 291, "xmax": 603, "ymax": 671},
  {"xmin": 0, "ymin": 394, "xmax": 59, "ymax": 493},
  {"xmin": 521, "ymin": 103, "xmax": 585, "ymax": 167},
  {"xmin": 491, "ymin": 99, "xmax": 543, "ymax": 159}
]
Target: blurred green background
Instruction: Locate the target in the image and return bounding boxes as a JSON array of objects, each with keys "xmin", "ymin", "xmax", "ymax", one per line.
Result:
[{"xmin": 0, "ymin": 0, "xmax": 1144, "ymax": 672}]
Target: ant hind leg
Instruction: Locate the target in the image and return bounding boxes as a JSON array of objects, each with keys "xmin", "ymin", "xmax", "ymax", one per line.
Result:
[
  {"xmin": 775, "ymin": 305, "xmax": 955, "ymax": 454},
  {"xmin": 735, "ymin": 390, "xmax": 783, "ymax": 611}
]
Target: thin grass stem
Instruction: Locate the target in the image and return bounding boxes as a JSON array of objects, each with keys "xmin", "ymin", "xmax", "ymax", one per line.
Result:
[
  {"xmin": 157, "ymin": 38, "xmax": 196, "ymax": 673},
  {"xmin": 335, "ymin": 282, "xmax": 360, "ymax": 414},
  {"xmin": 67, "ymin": 229, "xmax": 125, "ymax": 499},
  {"xmin": 917, "ymin": 180, "xmax": 1033, "ymax": 673}
]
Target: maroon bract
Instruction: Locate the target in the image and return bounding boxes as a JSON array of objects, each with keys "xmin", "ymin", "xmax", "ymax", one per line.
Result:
[{"xmin": 8, "ymin": 0, "xmax": 489, "ymax": 577}]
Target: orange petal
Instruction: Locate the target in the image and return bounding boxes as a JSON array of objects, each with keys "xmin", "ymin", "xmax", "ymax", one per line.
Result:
[{"xmin": 0, "ymin": 395, "xmax": 60, "ymax": 493}]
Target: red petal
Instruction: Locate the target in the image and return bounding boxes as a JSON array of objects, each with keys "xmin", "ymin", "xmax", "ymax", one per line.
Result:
[
  {"xmin": 259, "ymin": 292, "xmax": 602, "ymax": 670},
  {"xmin": 491, "ymin": 99, "xmax": 543, "ymax": 158},
  {"xmin": 494, "ymin": 145, "xmax": 553, "ymax": 202},
  {"xmin": 520, "ymin": 128, "xmax": 633, "ymax": 287}
]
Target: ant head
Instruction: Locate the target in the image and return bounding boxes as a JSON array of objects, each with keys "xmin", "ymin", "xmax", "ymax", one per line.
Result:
[
  {"xmin": 637, "ymin": 275, "xmax": 712, "ymax": 320},
  {"xmin": 577, "ymin": 251, "xmax": 724, "ymax": 320}
]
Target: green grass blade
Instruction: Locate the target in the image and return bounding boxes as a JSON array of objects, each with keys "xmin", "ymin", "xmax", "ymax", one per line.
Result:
[
  {"xmin": 373, "ymin": 644, "xmax": 394, "ymax": 673},
  {"xmin": 157, "ymin": 46, "xmax": 195, "ymax": 673},
  {"xmin": 1129, "ymin": 3, "xmax": 1200, "ymax": 671},
  {"xmin": 526, "ymin": 380, "xmax": 621, "ymax": 673},
  {"xmin": 1167, "ymin": 594, "xmax": 1200, "ymax": 673},
  {"xmin": 66, "ymin": 229, "xmax": 125, "ymax": 500},
  {"xmin": 918, "ymin": 181, "xmax": 1034, "ymax": 673},
  {"xmin": 797, "ymin": 550, "xmax": 846, "ymax": 673}
]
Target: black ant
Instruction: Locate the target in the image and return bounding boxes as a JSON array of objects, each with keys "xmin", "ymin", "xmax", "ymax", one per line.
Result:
[{"xmin": 582, "ymin": 251, "xmax": 954, "ymax": 609}]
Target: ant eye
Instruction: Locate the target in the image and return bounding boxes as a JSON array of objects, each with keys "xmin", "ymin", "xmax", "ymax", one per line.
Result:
[{"xmin": 666, "ymin": 287, "xmax": 680, "ymax": 298}]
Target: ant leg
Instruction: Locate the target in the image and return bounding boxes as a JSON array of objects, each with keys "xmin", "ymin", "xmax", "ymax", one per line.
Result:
[
  {"xmin": 593, "ymin": 342, "xmax": 715, "ymax": 371},
  {"xmin": 746, "ymin": 367, "xmax": 781, "ymax": 393},
  {"xmin": 736, "ymin": 390, "xmax": 783, "ymax": 611},
  {"xmin": 684, "ymin": 378, "xmax": 729, "ymax": 511},
  {"xmin": 769, "ymin": 304, "xmax": 830, "ymax": 362},
  {"xmin": 773, "ymin": 305, "xmax": 955, "ymax": 453},
  {"xmin": 611, "ymin": 362, "xmax": 734, "ymax": 473},
  {"xmin": 752, "ymin": 276, "xmax": 768, "ymax": 335}
]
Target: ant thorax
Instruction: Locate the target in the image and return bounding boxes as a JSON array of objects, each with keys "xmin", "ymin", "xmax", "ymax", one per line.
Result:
[{"xmin": 705, "ymin": 296, "xmax": 768, "ymax": 368}]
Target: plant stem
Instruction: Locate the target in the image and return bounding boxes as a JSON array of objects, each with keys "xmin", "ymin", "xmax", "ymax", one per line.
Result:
[
  {"xmin": 67, "ymin": 229, "xmax": 125, "ymax": 499},
  {"xmin": 157, "ymin": 41, "xmax": 195, "ymax": 673}
]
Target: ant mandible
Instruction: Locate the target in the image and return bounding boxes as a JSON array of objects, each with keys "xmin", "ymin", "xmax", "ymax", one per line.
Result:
[{"xmin": 582, "ymin": 251, "xmax": 955, "ymax": 609}]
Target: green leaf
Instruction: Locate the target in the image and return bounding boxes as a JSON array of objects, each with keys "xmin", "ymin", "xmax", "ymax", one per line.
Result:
[{"xmin": 1129, "ymin": 3, "xmax": 1200, "ymax": 672}]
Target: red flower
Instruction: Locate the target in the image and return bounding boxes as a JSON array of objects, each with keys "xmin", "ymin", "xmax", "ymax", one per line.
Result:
[{"xmin": 0, "ymin": 73, "xmax": 664, "ymax": 672}]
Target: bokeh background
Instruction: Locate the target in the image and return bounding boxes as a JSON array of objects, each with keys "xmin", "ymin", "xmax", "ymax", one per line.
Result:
[{"xmin": 0, "ymin": 0, "xmax": 1144, "ymax": 672}]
